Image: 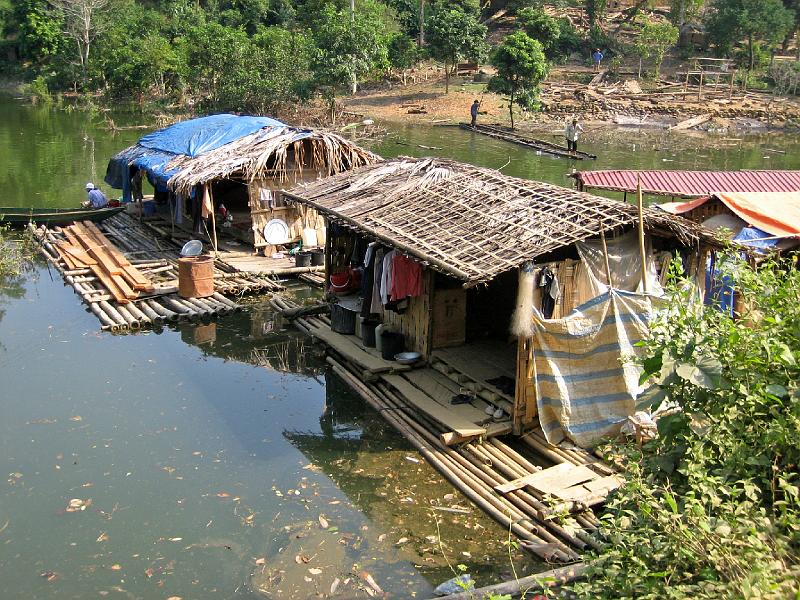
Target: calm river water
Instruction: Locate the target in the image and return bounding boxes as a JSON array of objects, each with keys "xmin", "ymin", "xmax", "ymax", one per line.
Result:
[{"xmin": 1, "ymin": 95, "xmax": 799, "ymax": 599}]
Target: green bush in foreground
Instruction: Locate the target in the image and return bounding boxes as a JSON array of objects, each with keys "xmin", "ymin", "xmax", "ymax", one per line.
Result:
[{"xmin": 573, "ymin": 257, "xmax": 800, "ymax": 599}]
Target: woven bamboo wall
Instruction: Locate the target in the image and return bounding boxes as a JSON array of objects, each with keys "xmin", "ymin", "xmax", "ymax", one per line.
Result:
[
  {"xmin": 249, "ymin": 173, "xmax": 325, "ymax": 249},
  {"xmin": 383, "ymin": 270, "xmax": 433, "ymax": 358}
]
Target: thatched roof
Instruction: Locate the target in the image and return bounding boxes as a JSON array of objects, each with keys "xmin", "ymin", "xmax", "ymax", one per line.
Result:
[
  {"xmin": 167, "ymin": 126, "xmax": 380, "ymax": 195},
  {"xmin": 284, "ymin": 157, "xmax": 716, "ymax": 286}
]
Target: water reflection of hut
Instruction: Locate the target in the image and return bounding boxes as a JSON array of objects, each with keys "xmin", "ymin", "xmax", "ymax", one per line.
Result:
[
  {"xmin": 284, "ymin": 157, "xmax": 718, "ymax": 447},
  {"xmin": 104, "ymin": 114, "xmax": 379, "ymax": 267}
]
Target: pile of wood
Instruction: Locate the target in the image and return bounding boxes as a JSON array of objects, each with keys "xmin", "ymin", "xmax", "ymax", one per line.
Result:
[
  {"xmin": 539, "ymin": 79, "xmax": 800, "ymax": 127},
  {"xmin": 48, "ymin": 221, "xmax": 155, "ymax": 304},
  {"xmin": 34, "ymin": 212, "xmax": 286, "ymax": 332}
]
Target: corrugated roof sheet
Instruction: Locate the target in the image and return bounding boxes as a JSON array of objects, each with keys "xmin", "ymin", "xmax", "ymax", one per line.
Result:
[{"xmin": 574, "ymin": 170, "xmax": 800, "ymax": 197}]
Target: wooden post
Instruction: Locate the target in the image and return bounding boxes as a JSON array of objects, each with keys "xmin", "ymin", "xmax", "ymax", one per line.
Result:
[
  {"xmin": 207, "ymin": 184, "xmax": 219, "ymax": 257},
  {"xmin": 636, "ymin": 176, "xmax": 648, "ymax": 294},
  {"xmin": 698, "ymin": 70, "xmax": 704, "ymax": 100},
  {"xmin": 599, "ymin": 221, "xmax": 612, "ymax": 288}
]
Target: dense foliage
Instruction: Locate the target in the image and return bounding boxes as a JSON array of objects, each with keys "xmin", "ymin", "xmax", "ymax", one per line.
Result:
[
  {"xmin": 488, "ymin": 31, "xmax": 547, "ymax": 128},
  {"xmin": 574, "ymin": 257, "xmax": 800, "ymax": 598},
  {"xmin": 0, "ymin": 0, "xmax": 427, "ymax": 112}
]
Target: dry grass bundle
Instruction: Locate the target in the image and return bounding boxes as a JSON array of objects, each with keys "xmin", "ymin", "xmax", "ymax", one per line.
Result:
[{"xmin": 285, "ymin": 157, "xmax": 719, "ymax": 286}]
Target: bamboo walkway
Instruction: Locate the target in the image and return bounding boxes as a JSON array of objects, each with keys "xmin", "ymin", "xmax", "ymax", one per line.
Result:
[
  {"xmin": 273, "ymin": 295, "xmax": 618, "ymax": 563},
  {"xmin": 460, "ymin": 123, "xmax": 598, "ymax": 160},
  {"xmin": 34, "ymin": 212, "xmax": 284, "ymax": 332}
]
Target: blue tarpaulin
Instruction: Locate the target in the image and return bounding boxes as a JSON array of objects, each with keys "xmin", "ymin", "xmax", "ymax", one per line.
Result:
[
  {"xmin": 138, "ymin": 114, "xmax": 285, "ymax": 157},
  {"xmin": 732, "ymin": 226, "xmax": 778, "ymax": 251},
  {"xmin": 104, "ymin": 114, "xmax": 286, "ymax": 199}
]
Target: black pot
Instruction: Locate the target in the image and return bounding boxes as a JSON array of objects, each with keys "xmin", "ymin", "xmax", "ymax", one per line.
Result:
[
  {"xmin": 361, "ymin": 320, "xmax": 379, "ymax": 347},
  {"xmin": 310, "ymin": 249, "xmax": 325, "ymax": 266},
  {"xmin": 295, "ymin": 251, "xmax": 312, "ymax": 268},
  {"xmin": 380, "ymin": 331, "xmax": 404, "ymax": 360}
]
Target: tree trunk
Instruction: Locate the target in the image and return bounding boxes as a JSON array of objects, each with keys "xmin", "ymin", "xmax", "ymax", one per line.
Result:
[
  {"xmin": 749, "ymin": 33, "xmax": 755, "ymax": 71},
  {"xmin": 444, "ymin": 59, "xmax": 449, "ymax": 93},
  {"xmin": 418, "ymin": 0, "xmax": 425, "ymax": 47},
  {"xmin": 509, "ymin": 90, "xmax": 515, "ymax": 130}
]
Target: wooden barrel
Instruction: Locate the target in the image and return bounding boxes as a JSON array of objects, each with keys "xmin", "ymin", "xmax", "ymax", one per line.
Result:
[{"xmin": 178, "ymin": 256, "xmax": 215, "ymax": 298}]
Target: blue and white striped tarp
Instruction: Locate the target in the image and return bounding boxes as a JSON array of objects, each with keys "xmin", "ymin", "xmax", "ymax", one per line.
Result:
[{"xmin": 533, "ymin": 290, "xmax": 660, "ymax": 448}]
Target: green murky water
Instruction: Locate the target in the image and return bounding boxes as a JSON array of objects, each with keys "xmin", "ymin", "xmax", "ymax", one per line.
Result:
[{"xmin": 1, "ymin": 95, "xmax": 799, "ymax": 599}]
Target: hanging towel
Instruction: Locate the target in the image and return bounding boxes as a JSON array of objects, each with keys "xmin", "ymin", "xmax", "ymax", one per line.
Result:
[
  {"xmin": 370, "ymin": 248, "xmax": 385, "ymax": 315},
  {"xmin": 390, "ymin": 254, "xmax": 424, "ymax": 298},
  {"xmin": 380, "ymin": 250, "xmax": 397, "ymax": 305}
]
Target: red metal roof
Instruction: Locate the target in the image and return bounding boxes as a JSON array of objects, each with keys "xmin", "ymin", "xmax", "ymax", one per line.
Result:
[{"xmin": 573, "ymin": 170, "xmax": 800, "ymax": 198}]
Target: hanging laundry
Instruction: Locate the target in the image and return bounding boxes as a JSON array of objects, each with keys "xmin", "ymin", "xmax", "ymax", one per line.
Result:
[
  {"xmin": 361, "ymin": 248, "xmax": 377, "ymax": 317},
  {"xmin": 538, "ymin": 267, "xmax": 559, "ymax": 319},
  {"xmin": 380, "ymin": 250, "xmax": 397, "ymax": 305},
  {"xmin": 390, "ymin": 254, "xmax": 424, "ymax": 299},
  {"xmin": 364, "ymin": 241, "xmax": 377, "ymax": 268},
  {"xmin": 370, "ymin": 248, "xmax": 385, "ymax": 315}
]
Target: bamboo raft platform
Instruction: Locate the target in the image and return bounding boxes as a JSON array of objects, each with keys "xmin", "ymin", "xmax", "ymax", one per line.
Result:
[
  {"xmin": 272, "ymin": 295, "xmax": 619, "ymax": 562},
  {"xmin": 460, "ymin": 123, "xmax": 597, "ymax": 160},
  {"xmin": 33, "ymin": 212, "xmax": 284, "ymax": 332},
  {"xmin": 137, "ymin": 214, "xmax": 326, "ymax": 277}
]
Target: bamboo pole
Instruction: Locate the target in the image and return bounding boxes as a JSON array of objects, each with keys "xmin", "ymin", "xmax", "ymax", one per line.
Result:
[
  {"xmin": 636, "ymin": 176, "xmax": 648, "ymax": 294},
  {"xmin": 90, "ymin": 302, "xmax": 117, "ymax": 330},
  {"xmin": 207, "ymin": 184, "xmax": 219, "ymax": 257},
  {"xmin": 116, "ymin": 305, "xmax": 140, "ymax": 329},
  {"xmin": 138, "ymin": 301, "xmax": 164, "ymax": 324},
  {"xmin": 599, "ymin": 221, "xmax": 613, "ymax": 288},
  {"xmin": 431, "ymin": 563, "xmax": 587, "ymax": 600}
]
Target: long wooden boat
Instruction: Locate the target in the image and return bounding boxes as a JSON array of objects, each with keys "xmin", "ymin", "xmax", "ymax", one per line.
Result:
[
  {"xmin": 0, "ymin": 206, "xmax": 125, "ymax": 226},
  {"xmin": 460, "ymin": 123, "xmax": 597, "ymax": 160}
]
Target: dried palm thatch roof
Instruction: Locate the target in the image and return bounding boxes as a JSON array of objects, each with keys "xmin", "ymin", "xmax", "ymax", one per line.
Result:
[
  {"xmin": 167, "ymin": 126, "xmax": 380, "ymax": 195},
  {"xmin": 284, "ymin": 157, "xmax": 717, "ymax": 286}
]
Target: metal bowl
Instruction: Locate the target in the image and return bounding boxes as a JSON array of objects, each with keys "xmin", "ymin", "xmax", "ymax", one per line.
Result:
[
  {"xmin": 180, "ymin": 239, "xmax": 203, "ymax": 257},
  {"xmin": 394, "ymin": 351, "xmax": 421, "ymax": 365}
]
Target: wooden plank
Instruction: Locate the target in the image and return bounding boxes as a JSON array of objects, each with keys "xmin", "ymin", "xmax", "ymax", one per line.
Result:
[
  {"xmin": 89, "ymin": 264, "xmax": 130, "ymax": 304},
  {"xmin": 305, "ymin": 321, "xmax": 400, "ymax": 374},
  {"xmin": 669, "ymin": 113, "xmax": 712, "ymax": 131},
  {"xmin": 82, "ymin": 221, "xmax": 153, "ymax": 291},
  {"xmin": 494, "ymin": 463, "xmax": 598, "ymax": 495},
  {"xmin": 69, "ymin": 225, "xmax": 123, "ymax": 276},
  {"xmin": 52, "ymin": 241, "xmax": 79, "ymax": 270},
  {"xmin": 402, "ymin": 369, "xmax": 491, "ymax": 424},
  {"xmin": 382, "ymin": 373, "xmax": 487, "ymax": 438},
  {"xmin": 552, "ymin": 475, "xmax": 624, "ymax": 503},
  {"xmin": 63, "ymin": 244, "xmax": 96, "ymax": 266}
]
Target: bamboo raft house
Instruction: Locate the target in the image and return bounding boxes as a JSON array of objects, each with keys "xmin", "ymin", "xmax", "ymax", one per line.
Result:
[
  {"xmin": 460, "ymin": 123, "xmax": 597, "ymax": 160},
  {"xmin": 271, "ymin": 157, "xmax": 719, "ymax": 560},
  {"xmin": 33, "ymin": 211, "xmax": 284, "ymax": 332},
  {"xmin": 104, "ymin": 114, "xmax": 380, "ymax": 275}
]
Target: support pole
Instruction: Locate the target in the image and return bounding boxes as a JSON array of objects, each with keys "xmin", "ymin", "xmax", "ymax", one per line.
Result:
[
  {"xmin": 207, "ymin": 184, "xmax": 219, "ymax": 257},
  {"xmin": 636, "ymin": 176, "xmax": 648, "ymax": 294},
  {"xmin": 599, "ymin": 221, "xmax": 613, "ymax": 288}
]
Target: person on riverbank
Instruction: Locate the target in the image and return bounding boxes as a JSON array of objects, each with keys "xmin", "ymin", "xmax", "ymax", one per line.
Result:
[
  {"xmin": 565, "ymin": 118, "xmax": 584, "ymax": 154},
  {"xmin": 592, "ymin": 49, "xmax": 604, "ymax": 72},
  {"xmin": 470, "ymin": 99, "xmax": 480, "ymax": 127},
  {"xmin": 82, "ymin": 182, "xmax": 108, "ymax": 209}
]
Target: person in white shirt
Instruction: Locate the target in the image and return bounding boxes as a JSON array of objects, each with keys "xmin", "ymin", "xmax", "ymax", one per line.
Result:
[{"xmin": 565, "ymin": 118, "xmax": 584, "ymax": 154}]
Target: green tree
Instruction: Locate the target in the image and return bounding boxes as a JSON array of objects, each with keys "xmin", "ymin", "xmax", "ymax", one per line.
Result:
[
  {"xmin": 668, "ymin": 0, "xmax": 703, "ymax": 27},
  {"xmin": 426, "ymin": 4, "xmax": 487, "ymax": 93},
  {"xmin": 310, "ymin": 1, "xmax": 393, "ymax": 120},
  {"xmin": 706, "ymin": 0, "xmax": 794, "ymax": 70},
  {"xmin": 488, "ymin": 31, "xmax": 548, "ymax": 129},
  {"xmin": 5, "ymin": 0, "xmax": 65, "ymax": 68},
  {"xmin": 634, "ymin": 20, "xmax": 679, "ymax": 80},
  {"xmin": 517, "ymin": 7, "xmax": 560, "ymax": 54},
  {"xmin": 585, "ymin": 0, "xmax": 606, "ymax": 29}
]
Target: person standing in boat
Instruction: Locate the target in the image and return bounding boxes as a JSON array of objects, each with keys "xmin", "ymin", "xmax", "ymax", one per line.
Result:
[
  {"xmin": 82, "ymin": 182, "xmax": 109, "ymax": 209},
  {"xmin": 565, "ymin": 118, "xmax": 584, "ymax": 154},
  {"xmin": 470, "ymin": 99, "xmax": 480, "ymax": 127}
]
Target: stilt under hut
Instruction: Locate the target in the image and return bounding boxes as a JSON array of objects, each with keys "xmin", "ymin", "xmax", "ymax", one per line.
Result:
[{"xmin": 104, "ymin": 114, "xmax": 380, "ymax": 274}]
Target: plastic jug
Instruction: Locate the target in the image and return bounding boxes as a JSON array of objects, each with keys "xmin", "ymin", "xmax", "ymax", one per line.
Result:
[{"xmin": 375, "ymin": 324, "xmax": 385, "ymax": 353}]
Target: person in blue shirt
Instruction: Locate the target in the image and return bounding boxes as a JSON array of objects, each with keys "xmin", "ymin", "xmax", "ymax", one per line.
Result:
[
  {"xmin": 470, "ymin": 99, "xmax": 480, "ymax": 127},
  {"xmin": 82, "ymin": 182, "xmax": 109, "ymax": 209},
  {"xmin": 592, "ymin": 49, "xmax": 604, "ymax": 72}
]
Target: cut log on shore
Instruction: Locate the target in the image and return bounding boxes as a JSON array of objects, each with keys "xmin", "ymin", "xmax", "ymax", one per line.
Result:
[
  {"xmin": 460, "ymin": 123, "xmax": 597, "ymax": 160},
  {"xmin": 431, "ymin": 563, "xmax": 588, "ymax": 600}
]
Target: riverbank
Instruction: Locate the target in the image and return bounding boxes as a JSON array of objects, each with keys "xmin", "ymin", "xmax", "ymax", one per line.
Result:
[{"xmin": 345, "ymin": 69, "xmax": 800, "ymax": 134}]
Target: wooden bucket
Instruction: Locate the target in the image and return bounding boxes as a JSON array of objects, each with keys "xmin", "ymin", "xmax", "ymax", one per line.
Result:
[{"xmin": 178, "ymin": 256, "xmax": 215, "ymax": 298}]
